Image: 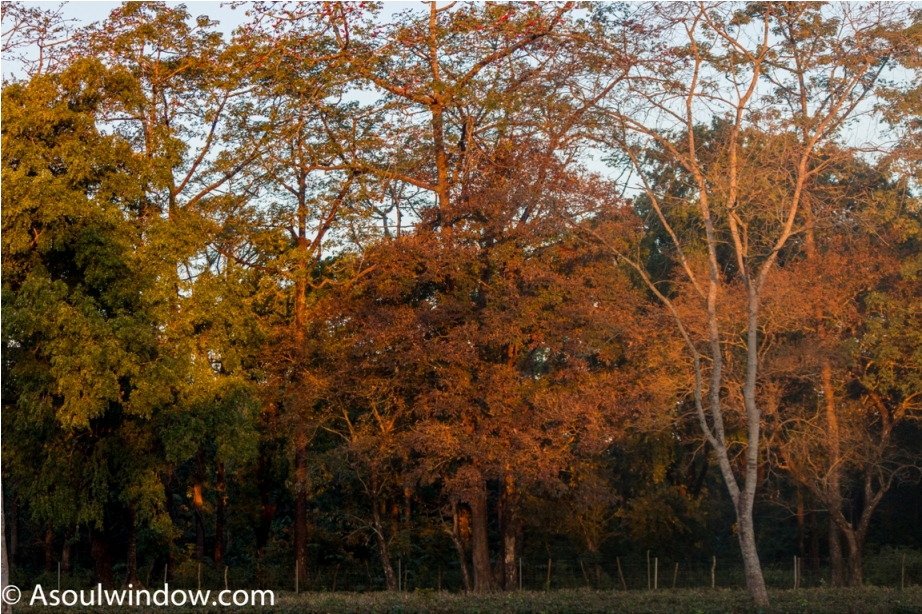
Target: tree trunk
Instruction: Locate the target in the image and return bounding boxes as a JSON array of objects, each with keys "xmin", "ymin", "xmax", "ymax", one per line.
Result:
[
  {"xmin": 193, "ymin": 487, "xmax": 205, "ymax": 561},
  {"xmin": 44, "ymin": 525, "xmax": 54, "ymax": 573},
  {"xmin": 469, "ymin": 483, "xmax": 492, "ymax": 592},
  {"xmin": 809, "ymin": 511, "xmax": 820, "ymax": 571},
  {"xmin": 450, "ymin": 502, "xmax": 472, "ymax": 592},
  {"xmin": 370, "ymin": 467, "xmax": 397, "ymax": 591},
  {"xmin": 501, "ymin": 474, "xmax": 518, "ymax": 591},
  {"xmin": 736, "ymin": 503, "xmax": 767, "ymax": 604},
  {"xmin": 255, "ymin": 499, "xmax": 275, "ymax": 562},
  {"xmin": 90, "ymin": 525, "xmax": 115, "ymax": 589},
  {"xmin": 126, "ymin": 504, "xmax": 140, "ymax": 586},
  {"xmin": 294, "ymin": 446, "xmax": 309, "ymax": 589},
  {"xmin": 845, "ymin": 536, "xmax": 863, "ymax": 587},
  {"xmin": 214, "ymin": 461, "xmax": 226, "ymax": 566},
  {"xmin": 833, "ymin": 496, "xmax": 878, "ymax": 588},
  {"xmin": 829, "ymin": 520, "xmax": 845, "ymax": 587},
  {"xmin": 161, "ymin": 468, "xmax": 176, "ymax": 583},
  {"xmin": 62, "ymin": 527, "xmax": 74, "ymax": 575},
  {"xmin": 403, "ymin": 486, "xmax": 413, "ymax": 527},
  {"xmin": 830, "ymin": 439, "xmax": 889, "ymax": 587},
  {"xmin": 255, "ymin": 452, "xmax": 276, "ymax": 562},
  {"xmin": 693, "ymin": 247, "xmax": 769, "ymax": 606},
  {"xmin": 738, "ymin": 292, "xmax": 769, "ymax": 606}
]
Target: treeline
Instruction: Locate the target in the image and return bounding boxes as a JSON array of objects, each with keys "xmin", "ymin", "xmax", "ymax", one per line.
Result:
[{"xmin": 2, "ymin": 2, "xmax": 921, "ymax": 605}]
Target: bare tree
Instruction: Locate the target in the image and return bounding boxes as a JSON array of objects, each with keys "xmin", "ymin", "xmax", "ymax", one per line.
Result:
[{"xmin": 1, "ymin": 2, "xmax": 76, "ymax": 78}]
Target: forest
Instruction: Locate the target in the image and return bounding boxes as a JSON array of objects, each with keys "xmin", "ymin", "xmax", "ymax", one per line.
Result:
[{"xmin": 1, "ymin": 2, "xmax": 921, "ymax": 609}]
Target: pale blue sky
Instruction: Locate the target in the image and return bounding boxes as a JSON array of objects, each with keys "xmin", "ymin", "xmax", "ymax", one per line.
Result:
[{"xmin": 18, "ymin": 1, "xmax": 427, "ymax": 32}]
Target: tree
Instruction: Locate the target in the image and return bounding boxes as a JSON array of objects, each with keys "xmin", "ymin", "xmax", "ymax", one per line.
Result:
[
  {"xmin": 73, "ymin": 1, "xmax": 273, "ymax": 571},
  {"xmin": 309, "ymin": 137, "xmax": 657, "ymax": 591},
  {"xmin": 2, "ymin": 58, "xmax": 172, "ymax": 587},
  {"xmin": 208, "ymin": 1, "xmax": 380, "ymax": 584},
  {"xmin": 581, "ymin": 2, "xmax": 915, "ymax": 604},
  {"xmin": 3, "ymin": 1, "xmax": 268, "ymax": 581},
  {"xmin": 763, "ymin": 151, "xmax": 922, "ymax": 586}
]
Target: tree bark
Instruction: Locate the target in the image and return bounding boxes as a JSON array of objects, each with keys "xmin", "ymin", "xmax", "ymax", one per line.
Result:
[
  {"xmin": 469, "ymin": 483, "xmax": 493, "ymax": 592},
  {"xmin": 845, "ymin": 533, "xmax": 863, "ymax": 587},
  {"xmin": 369, "ymin": 467, "xmax": 397, "ymax": 591},
  {"xmin": 126, "ymin": 504, "xmax": 140, "ymax": 586},
  {"xmin": 255, "ymin": 452, "xmax": 276, "ymax": 562},
  {"xmin": 738, "ymin": 292, "xmax": 770, "ymax": 605},
  {"xmin": 403, "ymin": 486, "xmax": 412, "ymax": 527},
  {"xmin": 193, "ymin": 455, "xmax": 206, "ymax": 562},
  {"xmin": 450, "ymin": 502, "xmax": 472, "ymax": 592},
  {"xmin": 736, "ymin": 502, "xmax": 766, "ymax": 603},
  {"xmin": 62, "ymin": 527, "xmax": 74, "ymax": 575},
  {"xmin": 44, "ymin": 525, "xmax": 54, "ymax": 573},
  {"xmin": 703, "ymin": 289, "xmax": 770, "ymax": 606},
  {"xmin": 214, "ymin": 461, "xmax": 226, "ymax": 566},
  {"xmin": 829, "ymin": 521, "xmax": 845, "ymax": 587},
  {"xmin": 830, "ymin": 485, "xmax": 881, "ymax": 587},
  {"xmin": 501, "ymin": 474, "xmax": 519, "ymax": 591},
  {"xmin": 90, "ymin": 525, "xmax": 115, "ymax": 589},
  {"xmin": 294, "ymin": 446, "xmax": 309, "ymax": 589},
  {"xmin": 809, "ymin": 511, "xmax": 820, "ymax": 570}
]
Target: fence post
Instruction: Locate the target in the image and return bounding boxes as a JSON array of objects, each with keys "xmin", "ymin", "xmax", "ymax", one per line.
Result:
[
  {"xmin": 58, "ymin": 562, "xmax": 61, "ymax": 591},
  {"xmin": 518, "ymin": 558, "xmax": 522, "ymax": 591},
  {"xmin": 672, "ymin": 562, "xmax": 678, "ymax": 590},
  {"xmin": 398, "ymin": 559, "xmax": 402, "ymax": 592},
  {"xmin": 545, "ymin": 558, "xmax": 552, "ymax": 591},
  {"xmin": 617, "ymin": 557, "xmax": 627, "ymax": 590},
  {"xmin": 295, "ymin": 560, "xmax": 299, "ymax": 594},
  {"xmin": 198, "ymin": 562, "xmax": 201, "ymax": 591},
  {"xmin": 224, "ymin": 566, "xmax": 228, "ymax": 591},
  {"xmin": 654, "ymin": 557, "xmax": 658, "ymax": 590},
  {"xmin": 711, "ymin": 556, "xmax": 716, "ymax": 589}
]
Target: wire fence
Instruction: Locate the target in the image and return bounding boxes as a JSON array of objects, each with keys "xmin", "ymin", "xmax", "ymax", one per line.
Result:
[
  {"xmin": 158, "ymin": 553, "xmax": 922, "ymax": 593},
  {"xmin": 22, "ymin": 551, "xmax": 921, "ymax": 594}
]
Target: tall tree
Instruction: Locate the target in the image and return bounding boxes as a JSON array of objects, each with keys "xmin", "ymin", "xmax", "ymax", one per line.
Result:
[
  {"xmin": 2, "ymin": 58, "xmax": 170, "ymax": 586},
  {"xmin": 209, "ymin": 1, "xmax": 380, "ymax": 584},
  {"xmin": 764, "ymin": 151, "xmax": 922, "ymax": 586},
  {"xmin": 582, "ymin": 2, "xmax": 915, "ymax": 604}
]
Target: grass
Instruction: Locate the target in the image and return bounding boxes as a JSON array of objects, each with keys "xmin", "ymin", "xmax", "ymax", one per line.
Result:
[{"xmin": 12, "ymin": 587, "xmax": 922, "ymax": 614}]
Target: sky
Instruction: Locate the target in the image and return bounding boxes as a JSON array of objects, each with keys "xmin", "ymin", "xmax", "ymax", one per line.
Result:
[
  {"xmin": 17, "ymin": 1, "xmax": 428, "ymax": 33},
  {"xmin": 4, "ymin": 1, "xmax": 904, "ymax": 185}
]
